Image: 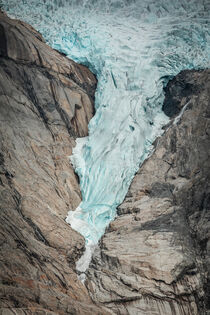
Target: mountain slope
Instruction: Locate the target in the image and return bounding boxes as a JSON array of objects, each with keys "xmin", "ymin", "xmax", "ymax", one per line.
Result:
[
  {"xmin": 0, "ymin": 11, "xmax": 108, "ymax": 315},
  {"xmin": 86, "ymin": 69, "xmax": 210, "ymax": 315}
]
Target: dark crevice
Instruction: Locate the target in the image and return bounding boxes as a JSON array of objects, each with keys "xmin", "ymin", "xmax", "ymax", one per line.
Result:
[
  {"xmin": 10, "ymin": 187, "xmax": 51, "ymax": 247},
  {"xmin": 22, "ymin": 68, "xmax": 55, "ymax": 140},
  {"xmin": 24, "ymin": 217, "xmax": 50, "ymax": 246},
  {"xmin": 50, "ymin": 80, "xmax": 76, "ymax": 138},
  {"xmin": 0, "ymin": 23, "xmax": 7, "ymax": 56}
]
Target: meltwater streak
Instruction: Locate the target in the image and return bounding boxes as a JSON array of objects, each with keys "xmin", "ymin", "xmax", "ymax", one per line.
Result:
[{"xmin": 3, "ymin": 0, "xmax": 210, "ymax": 272}]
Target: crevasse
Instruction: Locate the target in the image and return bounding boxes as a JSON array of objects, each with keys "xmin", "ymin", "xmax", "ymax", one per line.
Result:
[{"xmin": 3, "ymin": 0, "xmax": 210, "ymax": 273}]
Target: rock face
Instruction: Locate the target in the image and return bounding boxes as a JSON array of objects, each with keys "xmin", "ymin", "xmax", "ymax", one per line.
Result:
[
  {"xmin": 0, "ymin": 11, "xmax": 107, "ymax": 314},
  {"xmin": 86, "ymin": 70, "xmax": 210, "ymax": 315},
  {"xmin": 1, "ymin": 11, "xmax": 209, "ymax": 315}
]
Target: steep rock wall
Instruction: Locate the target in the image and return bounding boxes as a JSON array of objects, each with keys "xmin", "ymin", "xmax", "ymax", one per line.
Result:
[
  {"xmin": 0, "ymin": 11, "xmax": 107, "ymax": 315},
  {"xmin": 86, "ymin": 70, "xmax": 210, "ymax": 315},
  {"xmin": 0, "ymin": 10, "xmax": 209, "ymax": 315}
]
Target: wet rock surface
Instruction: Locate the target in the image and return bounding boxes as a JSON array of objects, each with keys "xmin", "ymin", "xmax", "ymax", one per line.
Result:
[
  {"xmin": 86, "ymin": 69, "xmax": 210, "ymax": 315},
  {"xmin": 0, "ymin": 11, "xmax": 107, "ymax": 314}
]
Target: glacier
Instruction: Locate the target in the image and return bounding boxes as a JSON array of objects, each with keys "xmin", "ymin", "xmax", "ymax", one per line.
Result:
[{"xmin": 2, "ymin": 0, "xmax": 210, "ymax": 273}]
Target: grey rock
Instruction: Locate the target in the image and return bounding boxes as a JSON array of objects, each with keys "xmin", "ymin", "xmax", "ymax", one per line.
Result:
[
  {"xmin": 0, "ymin": 10, "xmax": 108, "ymax": 315},
  {"xmin": 86, "ymin": 69, "xmax": 210, "ymax": 315}
]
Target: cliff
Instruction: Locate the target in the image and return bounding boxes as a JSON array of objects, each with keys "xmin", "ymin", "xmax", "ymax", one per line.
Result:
[
  {"xmin": 0, "ymin": 11, "xmax": 107, "ymax": 315},
  {"xmin": 0, "ymin": 10, "xmax": 209, "ymax": 315},
  {"xmin": 86, "ymin": 70, "xmax": 210, "ymax": 315}
]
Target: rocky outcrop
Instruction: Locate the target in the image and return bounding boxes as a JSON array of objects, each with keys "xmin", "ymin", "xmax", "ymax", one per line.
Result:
[
  {"xmin": 1, "ymin": 10, "xmax": 209, "ymax": 315},
  {"xmin": 86, "ymin": 70, "xmax": 210, "ymax": 315},
  {"xmin": 0, "ymin": 11, "xmax": 108, "ymax": 314}
]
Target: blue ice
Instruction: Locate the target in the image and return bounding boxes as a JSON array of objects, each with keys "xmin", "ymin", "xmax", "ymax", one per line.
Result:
[{"xmin": 3, "ymin": 0, "xmax": 210, "ymax": 272}]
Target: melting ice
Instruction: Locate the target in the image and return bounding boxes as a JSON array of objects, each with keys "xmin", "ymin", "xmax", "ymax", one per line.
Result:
[{"xmin": 3, "ymin": 0, "xmax": 210, "ymax": 272}]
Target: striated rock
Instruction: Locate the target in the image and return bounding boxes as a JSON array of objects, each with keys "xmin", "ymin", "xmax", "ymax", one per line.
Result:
[
  {"xmin": 86, "ymin": 70, "xmax": 210, "ymax": 315},
  {"xmin": 0, "ymin": 11, "xmax": 108, "ymax": 314}
]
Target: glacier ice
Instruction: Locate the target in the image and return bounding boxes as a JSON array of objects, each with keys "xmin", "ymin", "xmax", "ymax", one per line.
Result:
[{"xmin": 3, "ymin": 0, "xmax": 210, "ymax": 273}]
